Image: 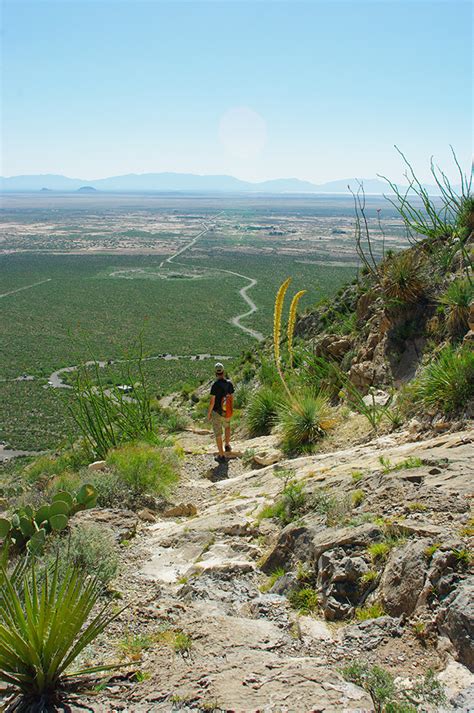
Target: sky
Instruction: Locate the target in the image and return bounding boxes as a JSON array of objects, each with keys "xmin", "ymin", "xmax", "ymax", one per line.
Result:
[{"xmin": 1, "ymin": 0, "xmax": 472, "ymax": 183}]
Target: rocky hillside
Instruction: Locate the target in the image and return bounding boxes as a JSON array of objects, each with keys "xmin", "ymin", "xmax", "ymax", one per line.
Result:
[{"xmin": 25, "ymin": 423, "xmax": 472, "ymax": 711}]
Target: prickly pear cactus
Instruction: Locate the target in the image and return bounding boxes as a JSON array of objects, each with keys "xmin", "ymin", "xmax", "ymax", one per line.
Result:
[{"xmin": 0, "ymin": 484, "xmax": 97, "ymax": 555}]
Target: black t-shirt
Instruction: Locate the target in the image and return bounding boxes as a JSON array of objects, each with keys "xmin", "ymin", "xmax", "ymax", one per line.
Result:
[{"xmin": 210, "ymin": 378, "xmax": 234, "ymax": 415}]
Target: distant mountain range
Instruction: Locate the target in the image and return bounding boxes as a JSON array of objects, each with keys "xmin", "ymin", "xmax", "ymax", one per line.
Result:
[{"xmin": 0, "ymin": 172, "xmax": 442, "ymax": 195}]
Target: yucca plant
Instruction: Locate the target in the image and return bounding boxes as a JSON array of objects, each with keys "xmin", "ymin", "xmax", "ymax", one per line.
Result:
[
  {"xmin": 413, "ymin": 344, "xmax": 474, "ymax": 414},
  {"xmin": 381, "ymin": 250, "xmax": 428, "ymax": 305},
  {"xmin": 0, "ymin": 557, "xmax": 124, "ymax": 711},
  {"xmin": 279, "ymin": 393, "xmax": 333, "ymax": 455},
  {"xmin": 439, "ymin": 279, "xmax": 474, "ymax": 336},
  {"xmin": 246, "ymin": 387, "xmax": 283, "ymax": 437}
]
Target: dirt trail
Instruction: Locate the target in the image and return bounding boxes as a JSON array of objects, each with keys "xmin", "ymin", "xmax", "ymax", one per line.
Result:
[
  {"xmin": 83, "ymin": 426, "xmax": 474, "ymax": 711},
  {"xmin": 0, "ymin": 278, "xmax": 52, "ymax": 298}
]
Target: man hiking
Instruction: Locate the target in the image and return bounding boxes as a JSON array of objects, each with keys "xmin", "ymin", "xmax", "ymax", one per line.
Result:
[{"xmin": 207, "ymin": 362, "xmax": 234, "ymax": 464}]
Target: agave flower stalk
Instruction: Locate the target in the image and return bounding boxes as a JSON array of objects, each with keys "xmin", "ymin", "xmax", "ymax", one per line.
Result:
[
  {"xmin": 273, "ymin": 278, "xmax": 295, "ymax": 403},
  {"xmin": 288, "ymin": 290, "xmax": 306, "ymax": 368}
]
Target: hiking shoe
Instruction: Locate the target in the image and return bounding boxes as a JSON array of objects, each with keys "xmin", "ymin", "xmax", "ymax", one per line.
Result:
[
  {"xmin": 214, "ymin": 455, "xmax": 227, "ymax": 464},
  {"xmin": 225, "ymin": 444, "xmax": 232, "ymax": 453}
]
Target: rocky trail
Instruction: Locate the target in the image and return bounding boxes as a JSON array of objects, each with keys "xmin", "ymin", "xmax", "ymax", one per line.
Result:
[{"xmin": 72, "ymin": 424, "xmax": 474, "ymax": 712}]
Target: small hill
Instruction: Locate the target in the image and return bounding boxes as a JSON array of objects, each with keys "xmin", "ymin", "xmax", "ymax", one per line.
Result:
[{"xmin": 77, "ymin": 185, "xmax": 98, "ymax": 193}]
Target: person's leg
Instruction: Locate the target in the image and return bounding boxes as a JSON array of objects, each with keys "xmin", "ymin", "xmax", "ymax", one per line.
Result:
[
  {"xmin": 224, "ymin": 422, "xmax": 231, "ymax": 450},
  {"xmin": 212, "ymin": 413, "xmax": 225, "ymax": 457},
  {"xmin": 216, "ymin": 434, "xmax": 225, "ymax": 457}
]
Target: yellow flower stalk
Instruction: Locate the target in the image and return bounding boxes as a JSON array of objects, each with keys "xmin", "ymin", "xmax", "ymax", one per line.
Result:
[
  {"xmin": 273, "ymin": 277, "xmax": 291, "ymax": 367},
  {"xmin": 287, "ymin": 290, "xmax": 306, "ymax": 367}
]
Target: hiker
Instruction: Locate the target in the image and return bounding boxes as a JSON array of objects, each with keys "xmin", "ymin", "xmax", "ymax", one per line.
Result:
[{"xmin": 207, "ymin": 362, "xmax": 234, "ymax": 464}]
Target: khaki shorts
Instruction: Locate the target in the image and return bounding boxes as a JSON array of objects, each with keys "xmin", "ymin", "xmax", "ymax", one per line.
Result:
[{"xmin": 211, "ymin": 410, "xmax": 231, "ymax": 437}]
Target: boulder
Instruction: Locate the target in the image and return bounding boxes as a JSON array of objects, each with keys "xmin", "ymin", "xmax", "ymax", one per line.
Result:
[
  {"xmin": 253, "ymin": 448, "xmax": 282, "ymax": 467},
  {"xmin": 437, "ymin": 580, "xmax": 474, "ymax": 671},
  {"xmin": 380, "ymin": 539, "xmax": 430, "ymax": 616},
  {"xmin": 349, "ymin": 361, "xmax": 375, "ymax": 391},
  {"xmin": 138, "ymin": 508, "xmax": 156, "ymax": 523},
  {"xmin": 317, "ymin": 547, "xmax": 369, "ymax": 620},
  {"xmin": 342, "ymin": 616, "xmax": 404, "ymax": 651},
  {"xmin": 362, "ymin": 389, "xmax": 391, "ymax": 407},
  {"xmin": 88, "ymin": 460, "xmax": 107, "ymax": 471},
  {"xmin": 70, "ymin": 508, "xmax": 138, "ymax": 543},
  {"xmin": 261, "ymin": 522, "xmax": 382, "ymax": 574},
  {"xmin": 162, "ymin": 503, "xmax": 198, "ymax": 518}
]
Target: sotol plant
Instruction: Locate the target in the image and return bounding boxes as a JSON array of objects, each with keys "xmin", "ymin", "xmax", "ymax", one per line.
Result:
[
  {"xmin": 439, "ymin": 278, "xmax": 474, "ymax": 336},
  {"xmin": 0, "ymin": 557, "xmax": 123, "ymax": 711}
]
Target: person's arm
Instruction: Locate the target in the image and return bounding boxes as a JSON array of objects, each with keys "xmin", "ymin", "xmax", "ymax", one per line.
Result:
[{"xmin": 208, "ymin": 395, "xmax": 216, "ymax": 420}]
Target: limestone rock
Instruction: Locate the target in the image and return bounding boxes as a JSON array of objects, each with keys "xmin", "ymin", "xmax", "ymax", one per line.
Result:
[
  {"xmin": 362, "ymin": 389, "xmax": 391, "ymax": 407},
  {"xmin": 380, "ymin": 539, "xmax": 430, "ymax": 616},
  {"xmin": 70, "ymin": 508, "xmax": 138, "ymax": 543},
  {"xmin": 317, "ymin": 547, "xmax": 369, "ymax": 620},
  {"xmin": 262, "ymin": 522, "xmax": 382, "ymax": 574},
  {"xmin": 88, "ymin": 460, "xmax": 107, "ymax": 471},
  {"xmin": 253, "ymin": 448, "xmax": 282, "ymax": 467},
  {"xmin": 138, "ymin": 508, "xmax": 156, "ymax": 523},
  {"xmin": 437, "ymin": 580, "xmax": 474, "ymax": 670},
  {"xmin": 162, "ymin": 503, "xmax": 198, "ymax": 518},
  {"xmin": 342, "ymin": 615, "xmax": 404, "ymax": 651}
]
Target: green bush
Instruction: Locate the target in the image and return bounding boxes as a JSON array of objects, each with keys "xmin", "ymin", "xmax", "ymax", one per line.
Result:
[
  {"xmin": 381, "ymin": 251, "xmax": 428, "ymax": 306},
  {"xmin": 260, "ymin": 478, "xmax": 307, "ymax": 526},
  {"xmin": 259, "ymin": 358, "xmax": 281, "ymax": 388},
  {"xmin": 233, "ymin": 383, "xmax": 251, "ymax": 409},
  {"xmin": 50, "ymin": 522, "xmax": 119, "ymax": 585},
  {"xmin": 0, "ymin": 557, "xmax": 122, "ymax": 708},
  {"xmin": 279, "ymin": 394, "xmax": 332, "ymax": 455},
  {"xmin": 288, "ymin": 587, "xmax": 318, "ymax": 614},
  {"xmin": 155, "ymin": 406, "xmax": 188, "ymax": 433},
  {"xmin": 412, "ymin": 344, "xmax": 474, "ymax": 414},
  {"xmin": 439, "ymin": 279, "xmax": 474, "ymax": 336},
  {"xmin": 246, "ymin": 387, "xmax": 283, "ymax": 437},
  {"xmin": 341, "ymin": 662, "xmax": 445, "ymax": 713},
  {"xmin": 107, "ymin": 442, "xmax": 179, "ymax": 497}
]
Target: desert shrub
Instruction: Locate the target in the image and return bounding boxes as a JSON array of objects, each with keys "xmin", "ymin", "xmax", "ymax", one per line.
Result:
[
  {"xmin": 439, "ymin": 279, "xmax": 474, "ymax": 336},
  {"xmin": 0, "ymin": 557, "xmax": 122, "ymax": 709},
  {"xmin": 351, "ymin": 489, "xmax": 365, "ymax": 507},
  {"xmin": 381, "ymin": 251, "xmax": 428, "ymax": 305},
  {"xmin": 49, "ymin": 522, "xmax": 119, "ymax": 585},
  {"xmin": 310, "ymin": 489, "xmax": 352, "ymax": 526},
  {"xmin": 85, "ymin": 469, "xmax": 135, "ymax": 508},
  {"xmin": 288, "ymin": 587, "xmax": 318, "ymax": 613},
  {"xmin": 412, "ymin": 344, "xmax": 474, "ymax": 414},
  {"xmin": 299, "ymin": 354, "xmax": 343, "ymax": 400},
  {"xmin": 259, "ymin": 479, "xmax": 307, "ymax": 526},
  {"xmin": 233, "ymin": 383, "xmax": 251, "ymax": 409},
  {"xmin": 246, "ymin": 387, "xmax": 283, "ymax": 437},
  {"xmin": 355, "ymin": 602, "xmax": 384, "ymax": 621},
  {"xmin": 279, "ymin": 394, "xmax": 332, "ymax": 455},
  {"xmin": 154, "ymin": 406, "xmax": 188, "ymax": 433},
  {"xmin": 342, "ymin": 662, "xmax": 445, "ymax": 713},
  {"xmin": 259, "ymin": 358, "xmax": 281, "ymax": 388},
  {"xmin": 107, "ymin": 442, "xmax": 179, "ymax": 497}
]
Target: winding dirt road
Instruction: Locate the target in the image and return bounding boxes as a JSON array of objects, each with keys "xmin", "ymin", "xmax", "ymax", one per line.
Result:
[{"xmin": 161, "ymin": 213, "xmax": 264, "ymax": 342}]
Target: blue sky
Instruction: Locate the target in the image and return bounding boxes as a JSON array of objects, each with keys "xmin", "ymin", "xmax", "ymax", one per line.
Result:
[{"xmin": 1, "ymin": 0, "xmax": 472, "ymax": 183}]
